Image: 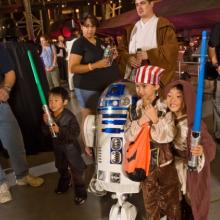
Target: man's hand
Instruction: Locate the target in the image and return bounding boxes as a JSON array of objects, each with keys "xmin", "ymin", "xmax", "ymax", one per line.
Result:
[
  {"xmin": 139, "ymin": 50, "xmax": 148, "ymax": 60},
  {"xmin": 128, "ymin": 55, "xmax": 141, "ymax": 68},
  {"xmin": 0, "ymin": 87, "xmax": 10, "ymax": 102}
]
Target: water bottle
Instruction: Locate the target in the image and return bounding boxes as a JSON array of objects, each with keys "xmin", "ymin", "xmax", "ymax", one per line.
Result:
[{"xmin": 103, "ymin": 45, "xmax": 112, "ymax": 66}]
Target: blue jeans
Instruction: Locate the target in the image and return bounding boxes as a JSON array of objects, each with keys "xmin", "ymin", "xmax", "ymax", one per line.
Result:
[
  {"xmin": 75, "ymin": 88, "xmax": 101, "ymax": 109},
  {"xmin": 0, "ymin": 103, "xmax": 28, "ymax": 184}
]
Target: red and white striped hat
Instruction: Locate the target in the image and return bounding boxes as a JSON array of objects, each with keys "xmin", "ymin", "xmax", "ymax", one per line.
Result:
[{"xmin": 134, "ymin": 65, "xmax": 165, "ymax": 85}]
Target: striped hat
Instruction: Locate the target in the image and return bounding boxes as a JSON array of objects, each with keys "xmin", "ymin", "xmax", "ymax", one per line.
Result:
[{"xmin": 134, "ymin": 65, "xmax": 165, "ymax": 85}]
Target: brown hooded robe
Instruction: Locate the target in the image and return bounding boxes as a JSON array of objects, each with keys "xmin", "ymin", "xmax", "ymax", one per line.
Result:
[{"xmin": 165, "ymin": 80, "xmax": 216, "ymax": 220}]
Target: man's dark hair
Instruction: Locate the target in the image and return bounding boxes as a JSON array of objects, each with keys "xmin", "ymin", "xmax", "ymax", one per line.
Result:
[{"xmin": 49, "ymin": 86, "xmax": 69, "ymax": 101}]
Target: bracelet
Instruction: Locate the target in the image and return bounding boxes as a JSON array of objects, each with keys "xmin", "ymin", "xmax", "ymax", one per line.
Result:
[
  {"xmin": 88, "ymin": 63, "xmax": 93, "ymax": 71},
  {"xmin": 3, "ymin": 86, "xmax": 12, "ymax": 93}
]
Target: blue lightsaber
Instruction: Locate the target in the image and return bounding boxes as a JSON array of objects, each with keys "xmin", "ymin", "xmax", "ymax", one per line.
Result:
[{"xmin": 188, "ymin": 31, "xmax": 207, "ymax": 170}]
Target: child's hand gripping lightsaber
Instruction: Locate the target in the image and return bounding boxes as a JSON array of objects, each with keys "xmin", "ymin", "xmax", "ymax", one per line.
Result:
[
  {"xmin": 27, "ymin": 50, "xmax": 57, "ymax": 138},
  {"xmin": 188, "ymin": 31, "xmax": 207, "ymax": 171}
]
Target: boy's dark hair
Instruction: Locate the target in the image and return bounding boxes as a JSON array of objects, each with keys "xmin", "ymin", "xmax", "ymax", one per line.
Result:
[{"xmin": 49, "ymin": 87, "xmax": 69, "ymax": 101}]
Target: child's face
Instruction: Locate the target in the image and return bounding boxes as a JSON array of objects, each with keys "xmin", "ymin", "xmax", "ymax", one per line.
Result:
[
  {"xmin": 49, "ymin": 94, "xmax": 66, "ymax": 114},
  {"xmin": 166, "ymin": 87, "xmax": 185, "ymax": 117},
  {"xmin": 135, "ymin": 83, "xmax": 159, "ymax": 102}
]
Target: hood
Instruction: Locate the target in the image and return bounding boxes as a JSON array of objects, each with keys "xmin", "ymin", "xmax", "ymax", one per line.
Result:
[{"xmin": 164, "ymin": 80, "xmax": 196, "ymax": 126}]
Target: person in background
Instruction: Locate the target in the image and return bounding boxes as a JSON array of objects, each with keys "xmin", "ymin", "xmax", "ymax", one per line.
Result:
[
  {"xmin": 56, "ymin": 35, "xmax": 67, "ymax": 81},
  {"xmin": 42, "ymin": 87, "xmax": 87, "ymax": 205},
  {"xmin": 124, "ymin": 0, "xmax": 178, "ymax": 90},
  {"xmin": 0, "ymin": 44, "xmax": 44, "ymax": 204},
  {"xmin": 69, "ymin": 14, "xmax": 120, "ymax": 156},
  {"xmin": 208, "ymin": 22, "xmax": 220, "ymax": 142},
  {"xmin": 66, "ymin": 28, "xmax": 81, "ymax": 91},
  {"xmin": 40, "ymin": 35, "xmax": 60, "ymax": 89}
]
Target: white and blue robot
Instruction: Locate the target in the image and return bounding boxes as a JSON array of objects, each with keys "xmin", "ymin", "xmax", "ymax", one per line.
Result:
[{"xmin": 84, "ymin": 81, "xmax": 140, "ymax": 220}]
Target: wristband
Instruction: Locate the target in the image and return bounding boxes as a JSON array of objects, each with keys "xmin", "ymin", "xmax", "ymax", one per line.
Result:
[
  {"xmin": 88, "ymin": 63, "xmax": 93, "ymax": 71},
  {"xmin": 3, "ymin": 86, "xmax": 11, "ymax": 93}
]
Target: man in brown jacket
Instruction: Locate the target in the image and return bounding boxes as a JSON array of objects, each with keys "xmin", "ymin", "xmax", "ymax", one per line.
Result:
[{"xmin": 125, "ymin": 0, "xmax": 178, "ymax": 89}]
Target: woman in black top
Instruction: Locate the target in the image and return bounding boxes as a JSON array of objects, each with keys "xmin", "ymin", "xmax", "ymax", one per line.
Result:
[{"xmin": 69, "ymin": 14, "xmax": 120, "ymax": 156}]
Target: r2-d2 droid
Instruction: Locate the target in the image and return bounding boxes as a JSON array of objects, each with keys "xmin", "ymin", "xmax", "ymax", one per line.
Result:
[{"xmin": 84, "ymin": 81, "xmax": 140, "ymax": 220}]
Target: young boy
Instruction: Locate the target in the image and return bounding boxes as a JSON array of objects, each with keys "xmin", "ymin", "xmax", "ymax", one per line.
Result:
[
  {"xmin": 124, "ymin": 65, "xmax": 181, "ymax": 219},
  {"xmin": 42, "ymin": 87, "xmax": 87, "ymax": 205},
  {"xmin": 164, "ymin": 80, "xmax": 216, "ymax": 220}
]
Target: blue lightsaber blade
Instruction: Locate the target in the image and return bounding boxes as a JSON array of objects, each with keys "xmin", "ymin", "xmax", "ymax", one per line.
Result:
[{"xmin": 188, "ymin": 31, "xmax": 207, "ymax": 170}]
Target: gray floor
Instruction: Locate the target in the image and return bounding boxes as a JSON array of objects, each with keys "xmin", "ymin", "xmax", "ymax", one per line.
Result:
[{"xmin": 0, "ymin": 80, "xmax": 220, "ymax": 220}]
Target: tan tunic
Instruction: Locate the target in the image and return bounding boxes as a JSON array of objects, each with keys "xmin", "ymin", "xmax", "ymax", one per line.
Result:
[{"xmin": 124, "ymin": 98, "xmax": 176, "ymax": 167}]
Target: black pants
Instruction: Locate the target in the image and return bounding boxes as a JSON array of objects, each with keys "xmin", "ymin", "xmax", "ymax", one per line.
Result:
[
  {"xmin": 57, "ymin": 57, "xmax": 67, "ymax": 80},
  {"xmin": 54, "ymin": 145, "xmax": 86, "ymax": 187}
]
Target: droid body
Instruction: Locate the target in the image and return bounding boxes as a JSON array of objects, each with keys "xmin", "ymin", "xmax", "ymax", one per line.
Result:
[
  {"xmin": 84, "ymin": 81, "xmax": 141, "ymax": 219},
  {"xmin": 95, "ymin": 81, "xmax": 140, "ymax": 193}
]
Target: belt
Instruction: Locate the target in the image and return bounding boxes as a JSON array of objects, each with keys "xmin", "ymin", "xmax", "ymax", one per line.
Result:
[
  {"xmin": 150, "ymin": 143, "xmax": 173, "ymax": 170},
  {"xmin": 150, "ymin": 147, "xmax": 159, "ymax": 169}
]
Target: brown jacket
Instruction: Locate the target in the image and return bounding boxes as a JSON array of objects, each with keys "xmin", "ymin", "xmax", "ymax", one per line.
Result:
[{"xmin": 124, "ymin": 17, "xmax": 178, "ymax": 88}]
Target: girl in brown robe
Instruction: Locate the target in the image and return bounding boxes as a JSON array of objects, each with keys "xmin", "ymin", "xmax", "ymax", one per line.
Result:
[{"xmin": 164, "ymin": 80, "xmax": 216, "ymax": 220}]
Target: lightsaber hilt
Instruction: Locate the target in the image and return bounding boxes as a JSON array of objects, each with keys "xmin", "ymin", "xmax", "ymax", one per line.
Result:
[
  {"xmin": 43, "ymin": 105, "xmax": 57, "ymax": 138},
  {"xmin": 188, "ymin": 131, "xmax": 200, "ymax": 171}
]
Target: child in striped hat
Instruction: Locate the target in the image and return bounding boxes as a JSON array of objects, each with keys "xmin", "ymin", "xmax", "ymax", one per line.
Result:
[{"xmin": 124, "ymin": 65, "xmax": 181, "ymax": 219}]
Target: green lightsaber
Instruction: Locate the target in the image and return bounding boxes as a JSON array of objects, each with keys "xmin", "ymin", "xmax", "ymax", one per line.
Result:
[{"xmin": 27, "ymin": 50, "xmax": 57, "ymax": 138}]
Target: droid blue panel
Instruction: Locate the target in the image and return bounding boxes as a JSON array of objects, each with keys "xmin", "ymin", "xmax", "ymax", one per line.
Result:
[{"xmin": 106, "ymin": 84, "xmax": 125, "ymax": 97}]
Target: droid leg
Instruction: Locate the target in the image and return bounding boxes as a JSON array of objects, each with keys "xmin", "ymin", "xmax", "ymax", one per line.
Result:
[{"xmin": 109, "ymin": 193, "xmax": 137, "ymax": 220}]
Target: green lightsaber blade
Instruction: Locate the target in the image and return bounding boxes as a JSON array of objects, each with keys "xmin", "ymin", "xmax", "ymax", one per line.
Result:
[
  {"xmin": 27, "ymin": 50, "xmax": 47, "ymax": 105},
  {"xmin": 27, "ymin": 50, "xmax": 57, "ymax": 138}
]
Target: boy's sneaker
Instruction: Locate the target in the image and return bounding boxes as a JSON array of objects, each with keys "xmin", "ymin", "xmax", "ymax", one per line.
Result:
[
  {"xmin": 0, "ymin": 183, "xmax": 12, "ymax": 204},
  {"xmin": 16, "ymin": 174, "xmax": 44, "ymax": 187},
  {"xmin": 74, "ymin": 185, "xmax": 87, "ymax": 205},
  {"xmin": 54, "ymin": 176, "xmax": 70, "ymax": 194}
]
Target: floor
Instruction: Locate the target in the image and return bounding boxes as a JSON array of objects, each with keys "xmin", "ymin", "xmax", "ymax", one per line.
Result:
[{"xmin": 0, "ymin": 80, "xmax": 220, "ymax": 220}]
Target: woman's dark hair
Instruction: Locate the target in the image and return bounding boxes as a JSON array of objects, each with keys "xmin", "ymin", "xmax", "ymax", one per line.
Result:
[
  {"xmin": 49, "ymin": 86, "xmax": 69, "ymax": 101},
  {"xmin": 80, "ymin": 14, "xmax": 99, "ymax": 27}
]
